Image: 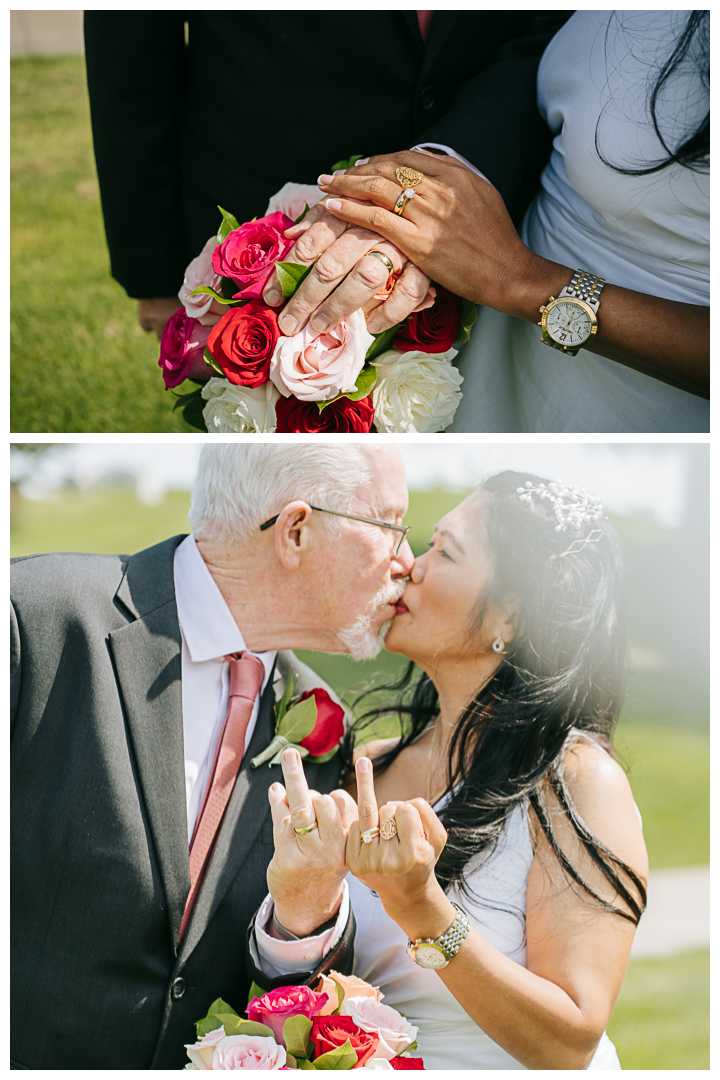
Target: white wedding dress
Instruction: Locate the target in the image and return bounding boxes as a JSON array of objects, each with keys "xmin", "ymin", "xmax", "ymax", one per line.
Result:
[
  {"xmin": 350, "ymin": 735, "xmax": 625, "ymax": 1070},
  {"xmin": 450, "ymin": 10, "xmax": 709, "ymax": 434}
]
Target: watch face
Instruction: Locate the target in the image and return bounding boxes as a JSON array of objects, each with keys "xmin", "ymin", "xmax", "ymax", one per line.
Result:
[
  {"xmin": 413, "ymin": 945, "xmax": 448, "ymax": 969},
  {"xmin": 545, "ymin": 301, "xmax": 593, "ymax": 347}
]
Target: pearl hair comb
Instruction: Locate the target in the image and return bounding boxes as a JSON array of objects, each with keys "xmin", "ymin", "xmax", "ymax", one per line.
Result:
[{"xmin": 516, "ymin": 480, "xmax": 606, "ymax": 556}]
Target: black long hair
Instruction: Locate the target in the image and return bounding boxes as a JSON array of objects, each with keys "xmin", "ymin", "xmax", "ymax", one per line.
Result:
[
  {"xmin": 347, "ymin": 472, "xmax": 646, "ymax": 925},
  {"xmin": 596, "ymin": 10, "xmax": 709, "ymax": 176}
]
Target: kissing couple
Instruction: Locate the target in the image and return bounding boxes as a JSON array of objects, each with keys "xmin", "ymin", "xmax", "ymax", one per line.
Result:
[{"xmin": 11, "ymin": 445, "xmax": 647, "ymax": 1069}]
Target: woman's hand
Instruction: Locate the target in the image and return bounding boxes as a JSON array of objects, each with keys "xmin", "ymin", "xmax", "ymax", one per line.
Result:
[
  {"xmin": 346, "ymin": 757, "xmax": 454, "ymax": 934},
  {"xmin": 317, "ymin": 151, "xmax": 534, "ymax": 313},
  {"xmin": 266, "ymin": 747, "xmax": 358, "ymax": 937}
]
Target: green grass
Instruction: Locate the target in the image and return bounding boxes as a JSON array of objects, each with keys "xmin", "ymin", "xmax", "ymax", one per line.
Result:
[
  {"xmin": 11, "ymin": 56, "xmax": 191, "ymax": 433},
  {"xmin": 608, "ymin": 949, "xmax": 709, "ymax": 1069}
]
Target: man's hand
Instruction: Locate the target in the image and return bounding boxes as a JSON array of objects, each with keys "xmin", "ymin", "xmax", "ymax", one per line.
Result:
[
  {"xmin": 137, "ymin": 297, "xmax": 182, "ymax": 339},
  {"xmin": 266, "ymin": 748, "xmax": 358, "ymax": 938},
  {"xmin": 261, "ymin": 202, "xmax": 433, "ymax": 337}
]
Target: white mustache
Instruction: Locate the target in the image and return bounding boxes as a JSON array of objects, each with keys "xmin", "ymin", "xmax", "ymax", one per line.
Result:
[{"xmin": 371, "ymin": 578, "xmax": 406, "ymax": 612}]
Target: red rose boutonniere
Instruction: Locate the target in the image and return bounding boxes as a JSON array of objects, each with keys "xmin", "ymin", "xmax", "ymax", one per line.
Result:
[{"xmin": 250, "ymin": 675, "xmax": 345, "ymax": 768}]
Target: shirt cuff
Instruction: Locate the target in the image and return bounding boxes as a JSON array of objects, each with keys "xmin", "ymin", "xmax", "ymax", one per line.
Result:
[
  {"xmin": 410, "ymin": 142, "xmax": 489, "ymax": 183},
  {"xmin": 252, "ymin": 882, "xmax": 350, "ymax": 979}
]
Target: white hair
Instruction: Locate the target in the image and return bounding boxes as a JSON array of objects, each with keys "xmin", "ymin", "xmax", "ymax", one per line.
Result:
[{"xmin": 189, "ymin": 444, "xmax": 375, "ymax": 544}]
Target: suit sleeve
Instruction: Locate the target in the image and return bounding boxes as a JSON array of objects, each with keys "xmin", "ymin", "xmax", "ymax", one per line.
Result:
[
  {"xmin": 245, "ymin": 903, "xmax": 356, "ymax": 993},
  {"xmin": 415, "ymin": 13, "xmax": 569, "ymax": 218},
  {"xmin": 11, "ymin": 602, "xmax": 21, "ymax": 734},
  {"xmin": 84, "ymin": 11, "xmax": 189, "ymax": 298}
]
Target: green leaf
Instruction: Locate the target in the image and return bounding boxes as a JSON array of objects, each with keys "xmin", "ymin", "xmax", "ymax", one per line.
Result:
[
  {"xmin": 283, "ymin": 1014, "xmax": 313, "ymax": 1059},
  {"xmin": 285, "ymin": 1053, "xmax": 298, "ymax": 1069},
  {"xmin": 187, "ymin": 284, "xmax": 238, "ymax": 306},
  {"xmin": 195, "ymin": 997, "xmax": 239, "ymax": 1037},
  {"xmin": 295, "ymin": 202, "xmax": 311, "ymax": 224},
  {"xmin": 304, "ymin": 745, "xmax": 340, "ymax": 766},
  {"xmin": 275, "ymin": 671, "xmax": 298, "ymax": 728},
  {"xmin": 330, "ymin": 979, "xmax": 345, "ymax": 1016},
  {"xmin": 313, "ymin": 1039, "xmax": 359, "ymax": 1070},
  {"xmin": 365, "ymin": 321, "xmax": 405, "ymax": 363},
  {"xmin": 316, "ymin": 366, "xmax": 378, "ymax": 413},
  {"xmin": 402, "ymin": 1040, "xmax": 419, "ymax": 1055},
  {"xmin": 170, "ymin": 384, "xmax": 206, "ymax": 431},
  {"xmin": 277, "ymin": 695, "xmax": 317, "ymax": 744},
  {"xmin": 247, "ymin": 980, "xmax": 267, "ymax": 1004},
  {"xmin": 275, "ymin": 260, "xmax": 312, "ymax": 300},
  {"xmin": 216, "ymin": 1014, "xmax": 275, "ymax": 1039},
  {"xmin": 299, "ymin": 1059, "xmax": 317, "ymax": 1070},
  {"xmin": 456, "ymin": 296, "xmax": 478, "ymax": 344},
  {"xmin": 204, "ymin": 346, "xmax": 224, "ymax": 377},
  {"xmin": 217, "ymin": 205, "xmax": 240, "ymax": 243},
  {"xmin": 330, "ymin": 154, "xmax": 364, "ymax": 173}
]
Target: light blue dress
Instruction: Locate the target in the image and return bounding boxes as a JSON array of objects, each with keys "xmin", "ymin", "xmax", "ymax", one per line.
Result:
[{"xmin": 450, "ymin": 10, "xmax": 709, "ymax": 433}]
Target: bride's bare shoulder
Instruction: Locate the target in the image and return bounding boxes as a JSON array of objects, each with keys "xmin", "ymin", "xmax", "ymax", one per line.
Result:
[{"xmin": 353, "ymin": 736, "xmax": 402, "ymax": 763}]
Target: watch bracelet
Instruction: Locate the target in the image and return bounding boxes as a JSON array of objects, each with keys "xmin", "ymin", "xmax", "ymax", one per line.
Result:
[{"xmin": 564, "ymin": 268, "xmax": 606, "ymax": 310}]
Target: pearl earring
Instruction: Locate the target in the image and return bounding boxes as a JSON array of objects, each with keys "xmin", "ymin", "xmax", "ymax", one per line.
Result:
[{"xmin": 492, "ymin": 637, "xmax": 505, "ymax": 654}]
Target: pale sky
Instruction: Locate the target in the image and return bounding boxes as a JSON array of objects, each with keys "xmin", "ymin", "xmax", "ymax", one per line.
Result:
[{"xmin": 12, "ymin": 442, "xmax": 703, "ymax": 529}]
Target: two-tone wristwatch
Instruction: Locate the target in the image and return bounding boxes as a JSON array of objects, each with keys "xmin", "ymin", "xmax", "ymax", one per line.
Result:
[
  {"xmin": 406, "ymin": 902, "xmax": 470, "ymax": 970},
  {"xmin": 538, "ymin": 269, "xmax": 606, "ymax": 356}
]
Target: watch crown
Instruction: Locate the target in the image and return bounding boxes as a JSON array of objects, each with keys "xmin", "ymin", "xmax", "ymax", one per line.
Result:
[{"xmin": 539, "ymin": 306, "xmax": 545, "ymax": 314}]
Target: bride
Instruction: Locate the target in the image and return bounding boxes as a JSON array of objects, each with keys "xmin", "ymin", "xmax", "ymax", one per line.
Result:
[
  {"xmin": 317, "ymin": 10, "xmax": 709, "ymax": 433},
  {"xmin": 260, "ymin": 473, "xmax": 648, "ymax": 1070}
]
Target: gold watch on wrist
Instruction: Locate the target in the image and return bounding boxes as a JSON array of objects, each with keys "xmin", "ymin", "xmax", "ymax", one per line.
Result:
[
  {"xmin": 406, "ymin": 902, "xmax": 470, "ymax": 970},
  {"xmin": 538, "ymin": 269, "xmax": 606, "ymax": 356}
]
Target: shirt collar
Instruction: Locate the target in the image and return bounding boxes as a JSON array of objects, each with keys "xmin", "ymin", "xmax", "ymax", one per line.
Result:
[{"xmin": 173, "ymin": 534, "xmax": 276, "ymax": 682}]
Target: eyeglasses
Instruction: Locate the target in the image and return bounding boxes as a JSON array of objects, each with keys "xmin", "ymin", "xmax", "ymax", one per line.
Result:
[{"xmin": 259, "ymin": 506, "xmax": 411, "ymax": 557}]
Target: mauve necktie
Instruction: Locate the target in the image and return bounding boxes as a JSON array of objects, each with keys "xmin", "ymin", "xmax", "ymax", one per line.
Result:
[
  {"xmin": 417, "ymin": 10, "xmax": 434, "ymax": 44},
  {"xmin": 179, "ymin": 651, "xmax": 265, "ymax": 941}
]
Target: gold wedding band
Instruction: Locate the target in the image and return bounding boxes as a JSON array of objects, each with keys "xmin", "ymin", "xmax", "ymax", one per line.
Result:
[
  {"xmin": 361, "ymin": 827, "xmax": 381, "ymax": 844},
  {"xmin": 379, "ymin": 817, "xmax": 398, "ymax": 840},
  {"xmin": 394, "ymin": 189, "xmax": 416, "ymax": 216},
  {"xmin": 366, "ymin": 251, "xmax": 395, "ymax": 276},
  {"xmin": 294, "ymin": 821, "xmax": 318, "ymax": 835},
  {"xmin": 396, "ymin": 166, "xmax": 425, "ymax": 189}
]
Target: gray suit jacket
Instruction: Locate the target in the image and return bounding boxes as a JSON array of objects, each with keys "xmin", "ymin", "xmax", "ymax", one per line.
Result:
[{"xmin": 11, "ymin": 536, "xmax": 352, "ymax": 1069}]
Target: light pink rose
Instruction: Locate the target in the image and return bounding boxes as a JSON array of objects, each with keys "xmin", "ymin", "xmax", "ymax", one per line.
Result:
[
  {"xmin": 264, "ymin": 182, "xmax": 324, "ymax": 221},
  {"xmin": 343, "ymin": 998, "xmax": 419, "ymax": 1060},
  {"xmin": 270, "ymin": 309, "xmax": 374, "ymax": 402},
  {"xmin": 179, "ymin": 237, "xmax": 226, "ymax": 326},
  {"xmin": 316, "ymin": 972, "xmax": 384, "ymax": 1015},
  {"xmin": 184, "ymin": 1025, "xmax": 226, "ymax": 1069},
  {"xmin": 212, "ymin": 1034, "xmax": 286, "ymax": 1070}
]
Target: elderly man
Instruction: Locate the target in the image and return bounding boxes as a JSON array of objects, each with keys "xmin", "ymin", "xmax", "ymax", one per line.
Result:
[{"xmin": 10, "ymin": 444, "xmax": 411, "ymax": 1070}]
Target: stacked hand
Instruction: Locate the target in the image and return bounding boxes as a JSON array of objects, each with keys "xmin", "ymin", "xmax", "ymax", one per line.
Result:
[{"xmin": 267, "ymin": 749, "xmax": 447, "ymax": 936}]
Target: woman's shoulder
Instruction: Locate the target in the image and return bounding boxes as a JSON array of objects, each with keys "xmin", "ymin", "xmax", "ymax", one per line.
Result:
[{"xmin": 352, "ymin": 736, "xmax": 401, "ymax": 764}]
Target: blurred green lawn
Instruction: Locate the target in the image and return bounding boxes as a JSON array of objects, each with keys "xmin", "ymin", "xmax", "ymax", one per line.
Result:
[{"xmin": 11, "ymin": 56, "xmax": 191, "ymax": 432}]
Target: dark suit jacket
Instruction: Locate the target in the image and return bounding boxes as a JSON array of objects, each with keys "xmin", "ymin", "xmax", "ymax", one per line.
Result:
[
  {"xmin": 11, "ymin": 537, "xmax": 352, "ymax": 1069},
  {"xmin": 84, "ymin": 10, "xmax": 571, "ymax": 298}
]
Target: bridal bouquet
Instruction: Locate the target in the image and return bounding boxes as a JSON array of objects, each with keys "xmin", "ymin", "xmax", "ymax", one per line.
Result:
[
  {"xmin": 159, "ymin": 176, "xmax": 476, "ymax": 434},
  {"xmin": 183, "ymin": 972, "xmax": 424, "ymax": 1070}
]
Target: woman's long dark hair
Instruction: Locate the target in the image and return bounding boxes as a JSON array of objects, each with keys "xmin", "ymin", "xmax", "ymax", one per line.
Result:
[
  {"xmin": 347, "ymin": 472, "xmax": 646, "ymax": 925},
  {"xmin": 596, "ymin": 10, "xmax": 709, "ymax": 176}
]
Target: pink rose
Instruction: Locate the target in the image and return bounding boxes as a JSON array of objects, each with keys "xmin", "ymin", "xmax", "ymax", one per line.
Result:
[
  {"xmin": 316, "ymin": 972, "xmax": 384, "ymax": 1015},
  {"xmin": 212, "ymin": 211, "xmax": 295, "ymax": 300},
  {"xmin": 179, "ymin": 236, "xmax": 226, "ymax": 326},
  {"xmin": 212, "ymin": 1034, "xmax": 286, "ymax": 1070},
  {"xmin": 343, "ymin": 999, "xmax": 418, "ymax": 1060},
  {"xmin": 270, "ymin": 308, "xmax": 373, "ymax": 402},
  {"xmin": 184, "ymin": 1025, "xmax": 226, "ymax": 1069},
  {"xmin": 158, "ymin": 309, "xmax": 211, "ymax": 389},
  {"xmin": 264, "ymin": 182, "xmax": 324, "ymax": 221},
  {"xmin": 247, "ymin": 986, "xmax": 328, "ymax": 1047}
]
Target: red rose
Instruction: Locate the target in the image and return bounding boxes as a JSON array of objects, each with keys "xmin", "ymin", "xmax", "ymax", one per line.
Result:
[
  {"xmin": 157, "ymin": 309, "xmax": 211, "ymax": 389},
  {"xmin": 275, "ymin": 394, "xmax": 374, "ymax": 433},
  {"xmin": 295, "ymin": 689, "xmax": 345, "ymax": 757},
  {"xmin": 389, "ymin": 1057, "xmax": 425, "ymax": 1069},
  {"xmin": 207, "ymin": 302, "xmax": 280, "ymax": 387},
  {"xmin": 393, "ymin": 285, "xmax": 462, "ymax": 353},
  {"xmin": 212, "ymin": 211, "xmax": 295, "ymax": 299},
  {"xmin": 311, "ymin": 1015, "xmax": 379, "ymax": 1068}
]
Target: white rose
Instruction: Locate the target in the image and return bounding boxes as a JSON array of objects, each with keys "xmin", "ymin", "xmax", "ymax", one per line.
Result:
[
  {"xmin": 342, "ymin": 997, "xmax": 419, "ymax": 1060},
  {"xmin": 212, "ymin": 1034, "xmax": 287, "ymax": 1070},
  {"xmin": 184, "ymin": 1025, "xmax": 226, "ymax": 1069},
  {"xmin": 179, "ymin": 236, "xmax": 226, "ymax": 326},
  {"xmin": 202, "ymin": 378, "xmax": 279, "ymax": 433},
  {"xmin": 264, "ymin": 181, "xmax": 324, "ymax": 220},
  {"xmin": 270, "ymin": 309, "xmax": 373, "ymax": 402},
  {"xmin": 371, "ymin": 348, "xmax": 463, "ymax": 433}
]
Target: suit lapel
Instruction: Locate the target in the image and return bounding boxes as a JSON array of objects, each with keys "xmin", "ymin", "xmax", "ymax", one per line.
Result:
[
  {"xmin": 401, "ymin": 9, "xmax": 424, "ymax": 53},
  {"xmin": 420, "ymin": 10, "xmax": 462, "ymax": 77},
  {"xmin": 108, "ymin": 537, "xmax": 190, "ymax": 951}
]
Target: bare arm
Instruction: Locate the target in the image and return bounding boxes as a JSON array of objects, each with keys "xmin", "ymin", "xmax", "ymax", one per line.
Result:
[{"xmin": 319, "ymin": 152, "xmax": 709, "ymax": 396}]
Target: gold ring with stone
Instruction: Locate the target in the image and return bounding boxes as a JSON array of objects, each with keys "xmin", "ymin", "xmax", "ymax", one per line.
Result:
[
  {"xmin": 366, "ymin": 251, "xmax": 395, "ymax": 276},
  {"xmin": 379, "ymin": 817, "xmax": 398, "ymax": 840},
  {"xmin": 293, "ymin": 821, "xmax": 318, "ymax": 835},
  {"xmin": 396, "ymin": 167, "xmax": 425, "ymax": 189},
  {"xmin": 394, "ymin": 189, "xmax": 416, "ymax": 216},
  {"xmin": 361, "ymin": 827, "xmax": 381, "ymax": 844}
]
